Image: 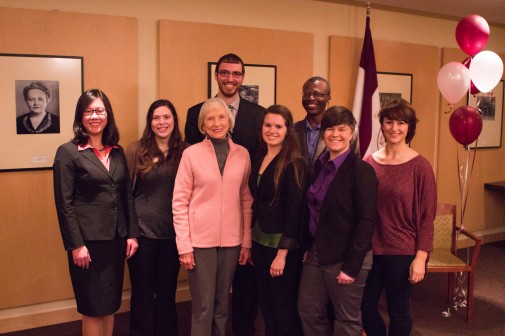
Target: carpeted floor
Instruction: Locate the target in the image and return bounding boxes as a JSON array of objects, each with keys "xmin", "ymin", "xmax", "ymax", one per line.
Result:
[{"xmin": 3, "ymin": 241, "xmax": 505, "ymax": 336}]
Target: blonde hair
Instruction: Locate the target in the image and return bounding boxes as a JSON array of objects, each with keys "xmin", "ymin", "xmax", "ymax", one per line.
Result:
[{"xmin": 198, "ymin": 97, "xmax": 235, "ymax": 134}]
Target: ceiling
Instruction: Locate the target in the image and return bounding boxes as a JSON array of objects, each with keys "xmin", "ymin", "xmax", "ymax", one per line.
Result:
[{"xmin": 318, "ymin": 0, "xmax": 505, "ymax": 26}]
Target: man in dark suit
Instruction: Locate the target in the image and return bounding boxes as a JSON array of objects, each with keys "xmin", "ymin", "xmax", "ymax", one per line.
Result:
[
  {"xmin": 294, "ymin": 76, "xmax": 331, "ymax": 172},
  {"xmin": 184, "ymin": 53, "xmax": 265, "ymax": 336}
]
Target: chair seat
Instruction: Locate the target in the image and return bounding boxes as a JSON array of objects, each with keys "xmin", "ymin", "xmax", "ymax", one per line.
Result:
[{"xmin": 427, "ymin": 250, "xmax": 471, "ymax": 273}]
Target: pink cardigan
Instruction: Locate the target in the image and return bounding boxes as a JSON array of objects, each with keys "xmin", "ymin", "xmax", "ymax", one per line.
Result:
[{"xmin": 172, "ymin": 138, "xmax": 253, "ymax": 255}]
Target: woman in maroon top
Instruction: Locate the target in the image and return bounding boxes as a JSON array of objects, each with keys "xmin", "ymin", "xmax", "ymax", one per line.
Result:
[{"xmin": 361, "ymin": 99, "xmax": 437, "ymax": 336}]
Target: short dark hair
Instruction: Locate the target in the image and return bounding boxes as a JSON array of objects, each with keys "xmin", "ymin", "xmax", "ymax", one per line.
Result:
[
  {"xmin": 321, "ymin": 106, "xmax": 356, "ymax": 132},
  {"xmin": 23, "ymin": 81, "xmax": 51, "ymax": 101},
  {"xmin": 379, "ymin": 98, "xmax": 418, "ymax": 144},
  {"xmin": 215, "ymin": 53, "xmax": 245, "ymax": 74},
  {"xmin": 302, "ymin": 76, "xmax": 331, "ymax": 95},
  {"xmin": 72, "ymin": 89, "xmax": 120, "ymax": 146}
]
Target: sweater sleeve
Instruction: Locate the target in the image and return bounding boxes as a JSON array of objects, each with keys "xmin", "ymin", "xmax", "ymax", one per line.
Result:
[
  {"xmin": 172, "ymin": 151, "xmax": 195, "ymax": 254},
  {"xmin": 415, "ymin": 157, "xmax": 437, "ymax": 252},
  {"xmin": 240, "ymin": 153, "xmax": 253, "ymax": 248},
  {"xmin": 124, "ymin": 141, "xmax": 140, "ymax": 191}
]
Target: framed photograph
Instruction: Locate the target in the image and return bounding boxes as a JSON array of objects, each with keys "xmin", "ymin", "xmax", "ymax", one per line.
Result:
[
  {"xmin": 0, "ymin": 54, "xmax": 83, "ymax": 171},
  {"xmin": 467, "ymin": 80, "xmax": 504, "ymax": 149},
  {"xmin": 208, "ymin": 63, "xmax": 276, "ymax": 107},
  {"xmin": 377, "ymin": 72, "xmax": 413, "ymax": 107}
]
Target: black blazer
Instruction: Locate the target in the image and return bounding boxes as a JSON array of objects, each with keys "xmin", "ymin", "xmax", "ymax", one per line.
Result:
[
  {"xmin": 249, "ymin": 154, "xmax": 306, "ymax": 250},
  {"xmin": 294, "ymin": 117, "xmax": 327, "ymax": 172},
  {"xmin": 53, "ymin": 142, "xmax": 140, "ymax": 251},
  {"xmin": 308, "ymin": 151, "xmax": 377, "ymax": 278},
  {"xmin": 184, "ymin": 97, "xmax": 266, "ymax": 159}
]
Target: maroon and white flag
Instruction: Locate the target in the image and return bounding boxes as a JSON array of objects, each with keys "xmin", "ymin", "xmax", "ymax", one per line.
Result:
[{"xmin": 352, "ymin": 15, "xmax": 381, "ymax": 158}]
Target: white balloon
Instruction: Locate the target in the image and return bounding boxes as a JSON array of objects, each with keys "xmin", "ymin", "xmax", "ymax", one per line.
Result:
[
  {"xmin": 469, "ymin": 50, "xmax": 504, "ymax": 93},
  {"xmin": 437, "ymin": 62, "xmax": 471, "ymax": 104}
]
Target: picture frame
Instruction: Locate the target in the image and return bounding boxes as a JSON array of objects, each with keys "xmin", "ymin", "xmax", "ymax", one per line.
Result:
[
  {"xmin": 467, "ymin": 80, "xmax": 504, "ymax": 149},
  {"xmin": 0, "ymin": 54, "xmax": 83, "ymax": 171},
  {"xmin": 377, "ymin": 72, "xmax": 413, "ymax": 107},
  {"xmin": 208, "ymin": 62, "xmax": 276, "ymax": 107}
]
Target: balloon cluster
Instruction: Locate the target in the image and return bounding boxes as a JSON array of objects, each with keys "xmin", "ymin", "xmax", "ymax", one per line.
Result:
[{"xmin": 437, "ymin": 15, "xmax": 504, "ymax": 145}]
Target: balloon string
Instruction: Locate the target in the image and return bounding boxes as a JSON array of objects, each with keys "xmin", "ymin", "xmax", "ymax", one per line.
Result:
[{"xmin": 456, "ymin": 144, "xmax": 477, "ymax": 230}]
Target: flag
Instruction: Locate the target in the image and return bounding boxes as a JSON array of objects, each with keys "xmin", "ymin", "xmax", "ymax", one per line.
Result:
[{"xmin": 352, "ymin": 15, "xmax": 381, "ymax": 158}]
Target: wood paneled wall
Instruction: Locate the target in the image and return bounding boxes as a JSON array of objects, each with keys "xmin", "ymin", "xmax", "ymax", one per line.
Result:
[{"xmin": 0, "ymin": 6, "xmax": 138, "ymax": 324}]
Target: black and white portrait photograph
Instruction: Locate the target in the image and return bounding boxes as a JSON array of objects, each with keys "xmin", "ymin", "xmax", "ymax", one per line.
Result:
[
  {"xmin": 476, "ymin": 95, "xmax": 496, "ymax": 120},
  {"xmin": 239, "ymin": 85, "xmax": 259, "ymax": 104},
  {"xmin": 15, "ymin": 80, "xmax": 60, "ymax": 134}
]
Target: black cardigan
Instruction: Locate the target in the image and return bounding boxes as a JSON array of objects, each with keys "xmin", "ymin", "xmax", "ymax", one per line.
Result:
[
  {"xmin": 249, "ymin": 154, "xmax": 307, "ymax": 250},
  {"xmin": 306, "ymin": 151, "xmax": 378, "ymax": 278}
]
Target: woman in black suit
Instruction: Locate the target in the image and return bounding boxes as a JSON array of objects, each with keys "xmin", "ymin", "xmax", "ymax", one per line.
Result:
[
  {"xmin": 53, "ymin": 89, "xmax": 140, "ymax": 336},
  {"xmin": 297, "ymin": 106, "xmax": 377, "ymax": 336},
  {"xmin": 249, "ymin": 105, "xmax": 307, "ymax": 336}
]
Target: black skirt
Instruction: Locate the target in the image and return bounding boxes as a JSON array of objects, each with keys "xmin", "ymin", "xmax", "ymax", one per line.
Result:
[{"xmin": 67, "ymin": 237, "xmax": 126, "ymax": 316}]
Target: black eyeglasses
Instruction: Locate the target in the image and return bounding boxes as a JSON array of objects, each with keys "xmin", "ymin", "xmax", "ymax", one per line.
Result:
[
  {"xmin": 302, "ymin": 91, "xmax": 327, "ymax": 99},
  {"xmin": 217, "ymin": 70, "xmax": 243, "ymax": 78},
  {"xmin": 83, "ymin": 108, "xmax": 107, "ymax": 116}
]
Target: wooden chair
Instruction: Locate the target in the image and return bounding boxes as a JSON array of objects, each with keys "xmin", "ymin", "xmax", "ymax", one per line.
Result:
[{"xmin": 426, "ymin": 203, "xmax": 482, "ymax": 322}]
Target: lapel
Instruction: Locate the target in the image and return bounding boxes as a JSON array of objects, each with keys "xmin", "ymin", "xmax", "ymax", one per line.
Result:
[
  {"xmin": 256, "ymin": 154, "xmax": 279, "ymax": 196},
  {"xmin": 80, "ymin": 149, "xmax": 115, "ymax": 181},
  {"xmin": 312, "ymin": 136, "xmax": 327, "ymax": 165},
  {"xmin": 295, "ymin": 122, "xmax": 308, "ymax": 157}
]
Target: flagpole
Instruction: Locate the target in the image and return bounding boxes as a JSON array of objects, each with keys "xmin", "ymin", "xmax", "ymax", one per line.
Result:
[{"xmin": 367, "ymin": 2, "xmax": 371, "ymax": 17}]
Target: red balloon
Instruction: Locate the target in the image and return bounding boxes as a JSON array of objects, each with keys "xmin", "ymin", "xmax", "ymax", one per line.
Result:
[
  {"xmin": 455, "ymin": 15, "xmax": 490, "ymax": 56},
  {"xmin": 449, "ymin": 106, "xmax": 483, "ymax": 145},
  {"xmin": 462, "ymin": 57, "xmax": 481, "ymax": 95}
]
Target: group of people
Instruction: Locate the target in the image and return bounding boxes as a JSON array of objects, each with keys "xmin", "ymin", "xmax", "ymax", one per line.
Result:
[{"xmin": 53, "ymin": 53, "xmax": 436, "ymax": 336}]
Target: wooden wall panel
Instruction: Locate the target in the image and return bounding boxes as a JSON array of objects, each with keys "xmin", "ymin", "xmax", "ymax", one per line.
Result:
[
  {"xmin": 158, "ymin": 20, "xmax": 314, "ymax": 128},
  {"xmin": 0, "ymin": 7, "xmax": 138, "ymax": 310}
]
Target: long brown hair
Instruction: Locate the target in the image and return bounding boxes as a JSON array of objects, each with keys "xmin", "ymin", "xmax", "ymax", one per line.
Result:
[
  {"xmin": 137, "ymin": 99, "xmax": 184, "ymax": 177},
  {"xmin": 259, "ymin": 105, "xmax": 306, "ymax": 204}
]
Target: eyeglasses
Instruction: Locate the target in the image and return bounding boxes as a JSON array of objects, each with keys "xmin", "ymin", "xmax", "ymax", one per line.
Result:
[
  {"xmin": 217, "ymin": 70, "xmax": 243, "ymax": 78},
  {"xmin": 83, "ymin": 108, "xmax": 107, "ymax": 116},
  {"xmin": 302, "ymin": 91, "xmax": 328, "ymax": 99}
]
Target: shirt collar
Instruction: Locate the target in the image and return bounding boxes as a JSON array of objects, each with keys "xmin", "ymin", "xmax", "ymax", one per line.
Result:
[
  {"xmin": 319, "ymin": 148, "xmax": 351, "ymax": 168},
  {"xmin": 305, "ymin": 118, "xmax": 320, "ymax": 132}
]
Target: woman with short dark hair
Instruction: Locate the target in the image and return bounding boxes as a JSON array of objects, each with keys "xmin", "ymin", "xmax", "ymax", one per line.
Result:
[
  {"xmin": 361, "ymin": 99, "xmax": 437, "ymax": 336},
  {"xmin": 298, "ymin": 106, "xmax": 378, "ymax": 336}
]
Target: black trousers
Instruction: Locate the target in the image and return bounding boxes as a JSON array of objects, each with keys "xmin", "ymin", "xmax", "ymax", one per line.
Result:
[
  {"xmin": 252, "ymin": 241, "xmax": 303, "ymax": 336},
  {"xmin": 232, "ymin": 257, "xmax": 259, "ymax": 336},
  {"xmin": 361, "ymin": 255, "xmax": 415, "ymax": 336},
  {"xmin": 128, "ymin": 236, "xmax": 180, "ymax": 336}
]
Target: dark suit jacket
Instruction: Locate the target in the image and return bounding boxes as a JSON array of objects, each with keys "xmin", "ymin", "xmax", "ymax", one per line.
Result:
[
  {"xmin": 294, "ymin": 118, "xmax": 327, "ymax": 172},
  {"xmin": 184, "ymin": 97, "xmax": 266, "ymax": 159},
  {"xmin": 308, "ymin": 151, "xmax": 377, "ymax": 278},
  {"xmin": 249, "ymin": 154, "xmax": 307, "ymax": 250},
  {"xmin": 53, "ymin": 142, "xmax": 140, "ymax": 251}
]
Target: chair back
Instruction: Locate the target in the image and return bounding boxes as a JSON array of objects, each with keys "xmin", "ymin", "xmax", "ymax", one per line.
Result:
[{"xmin": 433, "ymin": 204, "xmax": 456, "ymax": 251}]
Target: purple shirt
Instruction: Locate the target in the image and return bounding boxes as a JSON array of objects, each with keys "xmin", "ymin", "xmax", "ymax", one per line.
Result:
[
  {"xmin": 307, "ymin": 149, "xmax": 351, "ymax": 237},
  {"xmin": 305, "ymin": 119, "xmax": 321, "ymax": 161}
]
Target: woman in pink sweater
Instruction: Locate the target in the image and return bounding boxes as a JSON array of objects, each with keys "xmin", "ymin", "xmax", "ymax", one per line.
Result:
[{"xmin": 173, "ymin": 97, "xmax": 253, "ymax": 336}]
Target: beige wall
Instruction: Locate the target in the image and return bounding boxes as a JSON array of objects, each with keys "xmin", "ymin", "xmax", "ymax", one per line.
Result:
[{"xmin": 1, "ymin": 0, "xmax": 505, "ymax": 333}]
